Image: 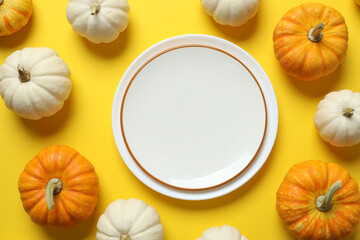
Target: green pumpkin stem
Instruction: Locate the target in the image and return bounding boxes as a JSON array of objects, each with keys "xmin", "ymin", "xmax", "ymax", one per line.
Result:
[
  {"xmin": 308, "ymin": 23, "xmax": 325, "ymax": 43},
  {"xmin": 120, "ymin": 233, "xmax": 131, "ymax": 240},
  {"xmin": 316, "ymin": 180, "xmax": 342, "ymax": 212},
  {"xmin": 17, "ymin": 66, "xmax": 31, "ymax": 83},
  {"xmin": 46, "ymin": 178, "xmax": 63, "ymax": 211},
  {"xmin": 342, "ymin": 107, "xmax": 354, "ymax": 118},
  {"xmin": 91, "ymin": 3, "xmax": 101, "ymax": 15}
]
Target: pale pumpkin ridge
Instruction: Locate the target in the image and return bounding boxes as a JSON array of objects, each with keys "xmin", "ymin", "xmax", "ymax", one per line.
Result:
[
  {"xmin": 30, "ymin": 69, "xmax": 70, "ymax": 78},
  {"xmin": 29, "ymin": 55, "xmax": 61, "ymax": 73},
  {"xmin": 99, "ymin": 210, "xmax": 119, "ymax": 235},
  {"xmin": 317, "ymin": 112, "xmax": 339, "ymax": 131},
  {"xmin": 32, "ymin": 76, "xmax": 63, "ymax": 102},
  {"xmin": 99, "ymin": 12, "xmax": 120, "ymax": 30},
  {"xmin": 126, "ymin": 202, "xmax": 149, "ymax": 234},
  {"xmin": 130, "ymin": 224, "xmax": 162, "ymax": 239},
  {"xmin": 26, "ymin": 85, "xmax": 45, "ymax": 117},
  {"xmin": 329, "ymin": 122, "xmax": 345, "ymax": 144},
  {"xmin": 30, "ymin": 83, "xmax": 63, "ymax": 114}
]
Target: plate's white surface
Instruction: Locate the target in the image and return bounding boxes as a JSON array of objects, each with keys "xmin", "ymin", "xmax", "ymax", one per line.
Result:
[
  {"xmin": 121, "ymin": 46, "xmax": 266, "ymax": 190},
  {"xmin": 112, "ymin": 35, "xmax": 278, "ymax": 200}
]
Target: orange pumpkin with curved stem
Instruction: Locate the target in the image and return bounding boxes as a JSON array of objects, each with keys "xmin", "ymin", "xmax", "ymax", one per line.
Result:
[
  {"xmin": 277, "ymin": 160, "xmax": 360, "ymax": 240},
  {"xmin": 273, "ymin": 3, "xmax": 348, "ymax": 81},
  {"xmin": 0, "ymin": 0, "xmax": 32, "ymax": 36},
  {"xmin": 18, "ymin": 145, "xmax": 99, "ymax": 227}
]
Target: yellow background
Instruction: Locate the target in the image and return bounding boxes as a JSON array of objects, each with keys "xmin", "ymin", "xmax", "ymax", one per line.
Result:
[{"xmin": 1, "ymin": 0, "xmax": 360, "ymax": 239}]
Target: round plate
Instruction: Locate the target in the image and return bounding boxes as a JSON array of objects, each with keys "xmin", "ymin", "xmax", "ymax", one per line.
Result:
[{"xmin": 112, "ymin": 34, "xmax": 278, "ymax": 200}]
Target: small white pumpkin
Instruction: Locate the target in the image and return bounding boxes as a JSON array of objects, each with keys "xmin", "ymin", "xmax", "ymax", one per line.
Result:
[
  {"xmin": 0, "ymin": 47, "xmax": 71, "ymax": 120},
  {"xmin": 66, "ymin": 0, "xmax": 129, "ymax": 44},
  {"xmin": 96, "ymin": 198, "xmax": 164, "ymax": 240},
  {"xmin": 197, "ymin": 225, "xmax": 248, "ymax": 240},
  {"xmin": 201, "ymin": 0, "xmax": 260, "ymax": 26},
  {"xmin": 314, "ymin": 89, "xmax": 360, "ymax": 147}
]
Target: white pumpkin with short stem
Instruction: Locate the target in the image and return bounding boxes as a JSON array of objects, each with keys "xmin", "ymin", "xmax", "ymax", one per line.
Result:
[
  {"xmin": 96, "ymin": 198, "xmax": 164, "ymax": 240},
  {"xmin": 201, "ymin": 0, "xmax": 260, "ymax": 26},
  {"xmin": 66, "ymin": 0, "xmax": 129, "ymax": 44},
  {"xmin": 197, "ymin": 225, "xmax": 248, "ymax": 240},
  {"xmin": 0, "ymin": 47, "xmax": 71, "ymax": 120},
  {"xmin": 314, "ymin": 89, "xmax": 360, "ymax": 147}
]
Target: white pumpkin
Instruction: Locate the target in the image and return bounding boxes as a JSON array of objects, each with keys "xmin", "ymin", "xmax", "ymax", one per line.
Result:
[
  {"xmin": 201, "ymin": 0, "xmax": 260, "ymax": 26},
  {"xmin": 66, "ymin": 0, "xmax": 129, "ymax": 44},
  {"xmin": 0, "ymin": 47, "xmax": 71, "ymax": 120},
  {"xmin": 197, "ymin": 225, "xmax": 248, "ymax": 240},
  {"xmin": 96, "ymin": 198, "xmax": 164, "ymax": 240},
  {"xmin": 314, "ymin": 89, "xmax": 360, "ymax": 147}
]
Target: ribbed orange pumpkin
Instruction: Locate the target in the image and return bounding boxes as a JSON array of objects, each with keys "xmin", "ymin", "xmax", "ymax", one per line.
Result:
[
  {"xmin": 18, "ymin": 145, "xmax": 99, "ymax": 227},
  {"xmin": 277, "ymin": 160, "xmax": 360, "ymax": 240},
  {"xmin": 0, "ymin": 0, "xmax": 32, "ymax": 36},
  {"xmin": 273, "ymin": 3, "xmax": 348, "ymax": 81}
]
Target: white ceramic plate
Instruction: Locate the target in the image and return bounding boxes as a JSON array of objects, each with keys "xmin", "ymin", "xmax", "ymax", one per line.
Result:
[{"xmin": 112, "ymin": 34, "xmax": 278, "ymax": 200}]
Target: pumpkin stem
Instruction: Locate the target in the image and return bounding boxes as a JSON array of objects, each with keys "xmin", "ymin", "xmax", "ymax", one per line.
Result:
[
  {"xmin": 316, "ymin": 180, "xmax": 342, "ymax": 212},
  {"xmin": 0, "ymin": 0, "xmax": 3, "ymax": 6},
  {"xmin": 91, "ymin": 3, "xmax": 101, "ymax": 15},
  {"xmin": 17, "ymin": 65, "xmax": 31, "ymax": 83},
  {"xmin": 308, "ymin": 23, "xmax": 325, "ymax": 43},
  {"xmin": 342, "ymin": 107, "xmax": 354, "ymax": 118},
  {"xmin": 46, "ymin": 178, "xmax": 63, "ymax": 211},
  {"xmin": 120, "ymin": 233, "xmax": 131, "ymax": 240}
]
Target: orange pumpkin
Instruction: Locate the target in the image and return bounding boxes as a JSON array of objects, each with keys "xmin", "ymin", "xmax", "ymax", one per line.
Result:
[
  {"xmin": 18, "ymin": 145, "xmax": 99, "ymax": 227},
  {"xmin": 277, "ymin": 160, "xmax": 360, "ymax": 240},
  {"xmin": 0, "ymin": 0, "xmax": 33, "ymax": 36},
  {"xmin": 273, "ymin": 3, "xmax": 348, "ymax": 81}
]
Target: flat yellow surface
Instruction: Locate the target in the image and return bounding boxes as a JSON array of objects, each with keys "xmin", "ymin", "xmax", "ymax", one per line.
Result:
[{"xmin": 1, "ymin": 0, "xmax": 360, "ymax": 239}]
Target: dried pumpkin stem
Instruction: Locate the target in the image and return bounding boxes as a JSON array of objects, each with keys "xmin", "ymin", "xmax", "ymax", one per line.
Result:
[
  {"xmin": 120, "ymin": 233, "xmax": 131, "ymax": 240},
  {"xmin": 342, "ymin": 107, "xmax": 354, "ymax": 118},
  {"xmin": 17, "ymin": 65, "xmax": 31, "ymax": 83},
  {"xmin": 91, "ymin": 3, "xmax": 101, "ymax": 15},
  {"xmin": 316, "ymin": 180, "xmax": 342, "ymax": 212},
  {"xmin": 308, "ymin": 23, "xmax": 325, "ymax": 43},
  {"xmin": 46, "ymin": 178, "xmax": 63, "ymax": 211}
]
